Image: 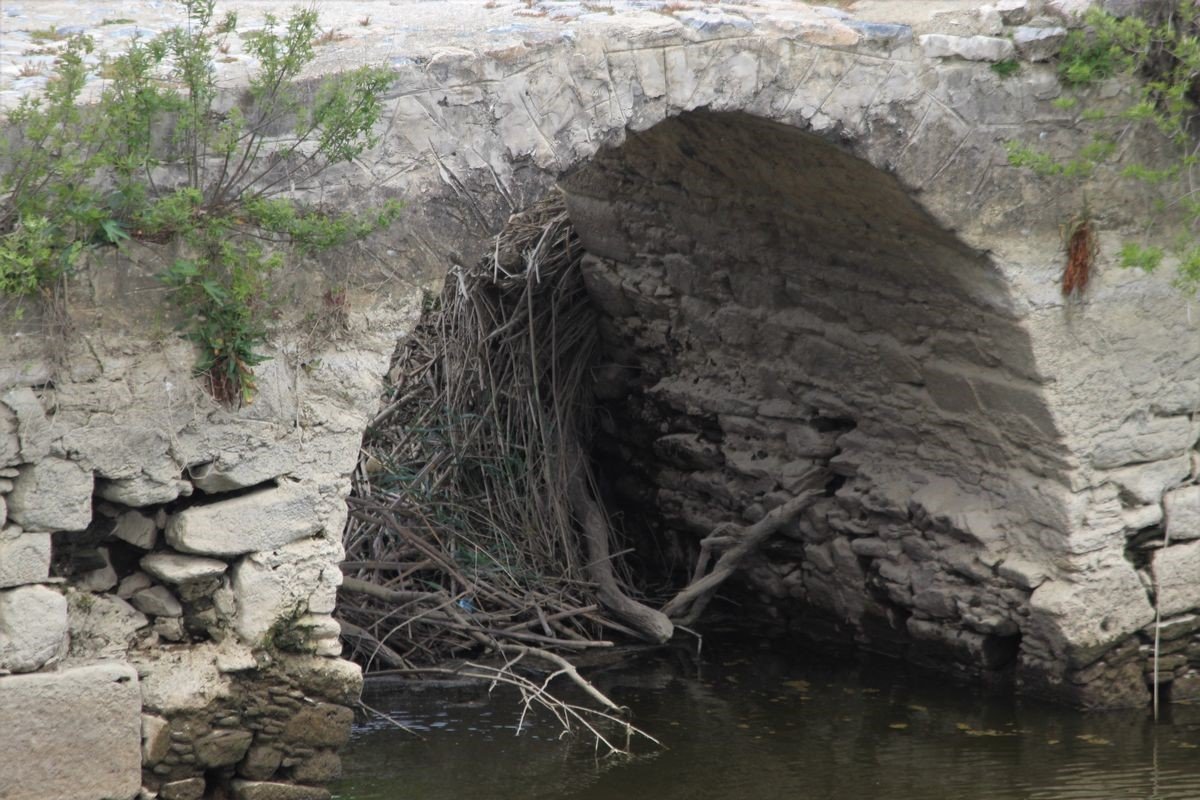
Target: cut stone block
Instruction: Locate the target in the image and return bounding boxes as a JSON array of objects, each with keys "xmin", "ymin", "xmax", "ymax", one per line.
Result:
[
  {"xmin": 6, "ymin": 458, "xmax": 93, "ymax": 532},
  {"xmin": 77, "ymin": 546, "xmax": 118, "ymax": 592},
  {"xmin": 131, "ymin": 586, "xmax": 183, "ymax": 618},
  {"xmin": 166, "ymin": 482, "xmax": 322, "ymax": 557},
  {"xmin": 0, "ymin": 584, "xmax": 67, "ymax": 673},
  {"xmin": 141, "ymin": 551, "xmax": 228, "ymax": 584},
  {"xmin": 232, "ymin": 536, "xmax": 343, "ymax": 644},
  {"xmin": 1164, "ymin": 484, "xmax": 1200, "ymax": 541},
  {"xmin": 231, "ymin": 781, "xmax": 330, "ymax": 800},
  {"xmin": 0, "ymin": 662, "xmax": 141, "ymax": 800},
  {"xmin": 0, "ymin": 527, "xmax": 50, "ymax": 589},
  {"xmin": 1012, "ymin": 25, "xmax": 1067, "ymax": 61},
  {"xmin": 919, "ymin": 34, "xmax": 1015, "ymax": 62},
  {"xmin": 113, "ymin": 510, "xmax": 158, "ymax": 549},
  {"xmin": 1155, "ymin": 540, "xmax": 1200, "ymax": 618}
]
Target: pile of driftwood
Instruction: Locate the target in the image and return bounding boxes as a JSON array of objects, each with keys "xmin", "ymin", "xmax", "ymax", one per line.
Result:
[{"xmin": 337, "ymin": 192, "xmax": 822, "ymax": 751}]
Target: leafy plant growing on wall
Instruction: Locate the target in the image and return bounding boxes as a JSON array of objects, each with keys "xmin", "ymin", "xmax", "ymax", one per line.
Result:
[
  {"xmin": 1005, "ymin": 4, "xmax": 1200, "ymax": 295},
  {"xmin": 0, "ymin": 0, "xmax": 401, "ymax": 404}
]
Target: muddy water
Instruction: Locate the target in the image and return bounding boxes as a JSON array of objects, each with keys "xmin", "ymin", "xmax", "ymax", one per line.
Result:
[{"xmin": 332, "ymin": 630, "xmax": 1200, "ymax": 800}]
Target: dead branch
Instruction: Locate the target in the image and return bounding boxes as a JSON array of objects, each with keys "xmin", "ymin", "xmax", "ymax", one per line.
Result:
[{"xmin": 661, "ymin": 470, "xmax": 826, "ymax": 626}]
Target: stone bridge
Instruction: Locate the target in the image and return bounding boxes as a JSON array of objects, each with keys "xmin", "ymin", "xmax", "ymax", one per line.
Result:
[{"xmin": 2, "ymin": 1, "xmax": 1199, "ymax": 798}]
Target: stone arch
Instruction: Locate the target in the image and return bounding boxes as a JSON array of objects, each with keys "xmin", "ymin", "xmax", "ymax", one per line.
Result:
[
  {"xmin": 364, "ymin": 26, "xmax": 1195, "ymax": 706},
  {"xmin": 557, "ymin": 107, "xmax": 1066, "ymax": 689}
]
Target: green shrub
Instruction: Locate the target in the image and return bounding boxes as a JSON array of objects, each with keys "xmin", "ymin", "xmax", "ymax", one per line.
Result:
[
  {"xmin": 0, "ymin": 0, "xmax": 401, "ymax": 403},
  {"xmin": 1007, "ymin": 4, "xmax": 1200, "ymax": 293}
]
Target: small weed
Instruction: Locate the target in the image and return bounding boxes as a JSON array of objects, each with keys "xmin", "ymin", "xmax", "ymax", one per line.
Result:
[
  {"xmin": 314, "ymin": 27, "xmax": 350, "ymax": 45},
  {"xmin": 991, "ymin": 59, "xmax": 1020, "ymax": 78},
  {"xmin": 99, "ymin": 18, "xmax": 136, "ymax": 26},
  {"xmin": 28, "ymin": 26, "xmax": 70, "ymax": 42},
  {"xmin": 16, "ymin": 62, "xmax": 47, "ymax": 78},
  {"xmin": 359, "ymin": 15, "xmax": 372, "ymax": 26}
]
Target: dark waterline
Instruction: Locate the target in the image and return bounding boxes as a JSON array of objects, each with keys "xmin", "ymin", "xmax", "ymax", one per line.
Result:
[{"xmin": 332, "ymin": 631, "xmax": 1200, "ymax": 800}]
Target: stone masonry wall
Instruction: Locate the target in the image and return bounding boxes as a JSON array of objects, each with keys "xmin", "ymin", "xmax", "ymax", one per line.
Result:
[
  {"xmin": 0, "ymin": 248, "xmax": 420, "ymax": 798},
  {"xmin": 3, "ymin": 5, "xmax": 1200, "ymax": 797}
]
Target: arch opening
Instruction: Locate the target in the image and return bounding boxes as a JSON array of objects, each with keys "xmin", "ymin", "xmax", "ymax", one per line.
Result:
[{"xmin": 559, "ymin": 110, "xmax": 1064, "ymax": 683}]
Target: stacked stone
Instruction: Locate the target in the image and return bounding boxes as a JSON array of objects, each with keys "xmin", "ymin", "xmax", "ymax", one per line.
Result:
[
  {"xmin": 1, "ymin": 385, "xmax": 72, "ymax": 677},
  {"xmin": 0, "ymin": 367, "xmax": 362, "ymax": 796},
  {"xmin": 138, "ymin": 652, "xmax": 360, "ymax": 800}
]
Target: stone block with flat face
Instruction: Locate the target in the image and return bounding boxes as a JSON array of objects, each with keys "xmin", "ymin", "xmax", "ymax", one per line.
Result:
[
  {"xmin": 166, "ymin": 482, "xmax": 322, "ymax": 557},
  {"xmin": 0, "ymin": 663, "xmax": 142, "ymax": 800},
  {"xmin": 0, "ymin": 584, "xmax": 67, "ymax": 673}
]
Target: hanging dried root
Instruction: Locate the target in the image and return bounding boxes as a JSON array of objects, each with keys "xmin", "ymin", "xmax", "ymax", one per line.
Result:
[{"xmin": 1062, "ymin": 212, "xmax": 1098, "ymax": 297}]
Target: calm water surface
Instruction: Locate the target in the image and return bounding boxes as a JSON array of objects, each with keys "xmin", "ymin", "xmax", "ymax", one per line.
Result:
[{"xmin": 332, "ymin": 631, "xmax": 1200, "ymax": 799}]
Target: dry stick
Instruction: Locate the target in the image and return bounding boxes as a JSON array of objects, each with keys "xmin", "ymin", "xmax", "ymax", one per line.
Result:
[
  {"xmin": 566, "ymin": 442, "xmax": 674, "ymax": 645},
  {"xmin": 339, "ymin": 620, "xmax": 409, "ymax": 669},
  {"xmin": 661, "ymin": 470, "xmax": 827, "ymax": 627},
  {"xmin": 497, "ymin": 644, "xmax": 626, "ymax": 716}
]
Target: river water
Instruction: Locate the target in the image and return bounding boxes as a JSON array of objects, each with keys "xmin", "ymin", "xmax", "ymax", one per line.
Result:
[{"xmin": 332, "ymin": 628, "xmax": 1200, "ymax": 799}]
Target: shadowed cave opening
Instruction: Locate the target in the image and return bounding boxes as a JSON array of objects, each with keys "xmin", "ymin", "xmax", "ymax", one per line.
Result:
[{"xmin": 557, "ymin": 111, "xmax": 1051, "ymax": 678}]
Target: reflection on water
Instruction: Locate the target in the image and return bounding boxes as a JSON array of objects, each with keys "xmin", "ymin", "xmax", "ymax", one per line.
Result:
[{"xmin": 333, "ymin": 629, "xmax": 1200, "ymax": 800}]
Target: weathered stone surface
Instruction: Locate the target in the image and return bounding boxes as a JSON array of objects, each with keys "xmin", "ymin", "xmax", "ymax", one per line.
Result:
[
  {"xmin": 1154, "ymin": 540, "xmax": 1200, "ymax": 618},
  {"xmin": 67, "ymin": 592, "xmax": 150, "ymax": 661},
  {"xmin": 131, "ymin": 585, "xmax": 184, "ymax": 618},
  {"xmin": 142, "ymin": 551, "xmax": 229, "ymax": 584},
  {"xmin": 231, "ymin": 781, "xmax": 330, "ymax": 800},
  {"xmin": 142, "ymin": 713, "xmax": 170, "ymax": 765},
  {"xmin": 1, "ymin": 386, "xmax": 50, "ymax": 463},
  {"xmin": 195, "ymin": 729, "xmax": 254, "ymax": 768},
  {"xmin": 0, "ymin": 584, "xmax": 67, "ymax": 673},
  {"xmin": 0, "ymin": 527, "xmax": 50, "ymax": 588},
  {"xmin": 0, "ymin": 662, "xmax": 141, "ymax": 800},
  {"xmin": 1108, "ymin": 456, "xmax": 1191, "ymax": 505},
  {"xmin": 240, "ymin": 744, "xmax": 284, "ymax": 781},
  {"xmin": 78, "ymin": 546, "xmax": 119, "ymax": 592},
  {"xmin": 283, "ymin": 703, "xmax": 354, "ymax": 748},
  {"xmin": 153, "ymin": 616, "xmax": 186, "ymax": 642},
  {"xmin": 919, "ymin": 33, "xmax": 1015, "ymax": 62},
  {"xmin": 1012, "ymin": 25, "xmax": 1067, "ymax": 61},
  {"xmin": 117, "ymin": 570, "xmax": 153, "ymax": 599},
  {"xmin": 166, "ymin": 482, "xmax": 323, "ymax": 557},
  {"xmin": 98, "ymin": 475, "xmax": 190, "ymax": 507},
  {"xmin": 114, "ymin": 509, "xmax": 159, "ymax": 549},
  {"xmin": 1164, "ymin": 484, "xmax": 1200, "ymax": 541},
  {"xmin": 232, "ymin": 536, "xmax": 343, "ymax": 643},
  {"xmin": 161, "ymin": 778, "xmax": 206, "ymax": 800},
  {"xmin": 189, "ymin": 447, "xmax": 296, "ymax": 494},
  {"xmin": 6, "ymin": 457, "xmax": 93, "ymax": 531},
  {"xmin": 279, "ymin": 655, "xmax": 363, "ymax": 707},
  {"xmin": 291, "ymin": 750, "xmax": 342, "ymax": 784},
  {"xmin": 1029, "ymin": 560, "xmax": 1156, "ymax": 668},
  {"xmin": 134, "ymin": 643, "xmax": 233, "ymax": 714}
]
